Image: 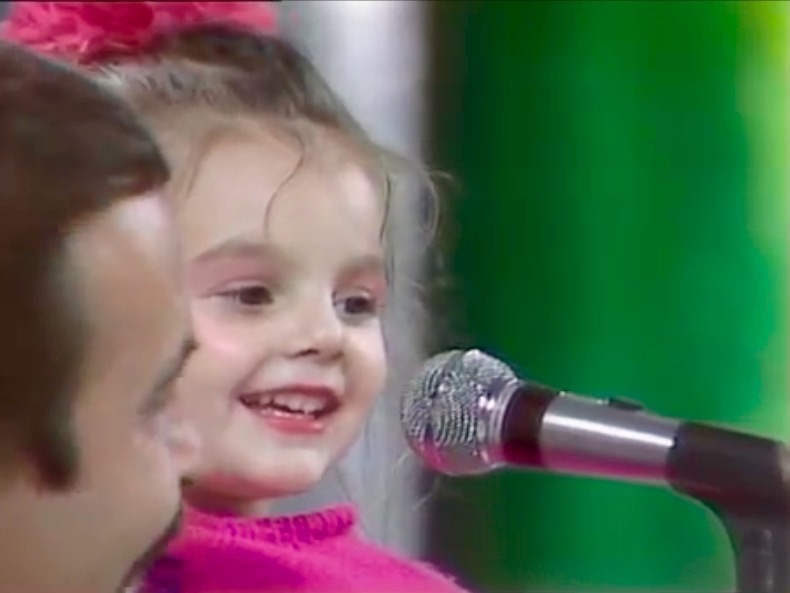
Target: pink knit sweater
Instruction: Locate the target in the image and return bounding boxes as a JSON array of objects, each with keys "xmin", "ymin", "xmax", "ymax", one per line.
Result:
[{"xmin": 145, "ymin": 505, "xmax": 469, "ymax": 593}]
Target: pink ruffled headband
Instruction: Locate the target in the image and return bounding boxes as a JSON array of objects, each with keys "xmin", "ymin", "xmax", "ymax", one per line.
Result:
[{"xmin": 0, "ymin": 1, "xmax": 278, "ymax": 65}]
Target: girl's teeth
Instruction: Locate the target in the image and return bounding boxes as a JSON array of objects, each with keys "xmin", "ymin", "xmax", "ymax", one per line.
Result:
[
  {"xmin": 240, "ymin": 392, "xmax": 333, "ymax": 415},
  {"xmin": 271, "ymin": 393, "xmax": 326, "ymax": 414}
]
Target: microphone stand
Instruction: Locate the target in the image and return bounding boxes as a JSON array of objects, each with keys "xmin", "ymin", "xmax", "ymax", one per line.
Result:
[
  {"xmin": 667, "ymin": 423, "xmax": 790, "ymax": 593},
  {"xmin": 706, "ymin": 508, "xmax": 790, "ymax": 593}
]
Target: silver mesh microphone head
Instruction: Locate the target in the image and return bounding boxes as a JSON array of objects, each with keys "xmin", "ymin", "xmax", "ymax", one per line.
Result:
[{"xmin": 400, "ymin": 349, "xmax": 518, "ymax": 475}]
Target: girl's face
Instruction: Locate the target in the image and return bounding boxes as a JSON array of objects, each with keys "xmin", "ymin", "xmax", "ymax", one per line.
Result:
[{"xmin": 175, "ymin": 125, "xmax": 388, "ymax": 515}]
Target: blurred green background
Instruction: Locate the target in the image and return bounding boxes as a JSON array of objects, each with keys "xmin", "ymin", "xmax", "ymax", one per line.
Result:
[{"xmin": 427, "ymin": 1, "xmax": 790, "ymax": 591}]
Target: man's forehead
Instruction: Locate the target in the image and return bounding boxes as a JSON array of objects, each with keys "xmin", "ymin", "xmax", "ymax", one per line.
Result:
[
  {"xmin": 75, "ymin": 194, "xmax": 179, "ymax": 273},
  {"xmin": 112, "ymin": 192, "xmax": 169, "ymax": 234},
  {"xmin": 69, "ymin": 202, "xmax": 189, "ymax": 414},
  {"xmin": 68, "ymin": 193, "xmax": 184, "ymax": 347}
]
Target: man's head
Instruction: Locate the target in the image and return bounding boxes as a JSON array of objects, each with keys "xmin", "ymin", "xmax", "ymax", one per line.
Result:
[{"xmin": 0, "ymin": 42, "xmax": 199, "ymax": 593}]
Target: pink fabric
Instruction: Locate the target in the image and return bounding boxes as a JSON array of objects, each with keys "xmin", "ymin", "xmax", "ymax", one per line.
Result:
[
  {"xmin": 0, "ymin": 2, "xmax": 277, "ymax": 66},
  {"xmin": 145, "ymin": 505, "xmax": 469, "ymax": 593}
]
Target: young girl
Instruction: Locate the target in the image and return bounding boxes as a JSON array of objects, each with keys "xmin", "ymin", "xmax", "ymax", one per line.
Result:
[{"xmin": 2, "ymin": 3, "xmax": 467, "ymax": 593}]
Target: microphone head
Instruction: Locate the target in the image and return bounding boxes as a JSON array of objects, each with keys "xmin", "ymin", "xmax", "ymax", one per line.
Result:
[{"xmin": 400, "ymin": 349, "xmax": 518, "ymax": 475}]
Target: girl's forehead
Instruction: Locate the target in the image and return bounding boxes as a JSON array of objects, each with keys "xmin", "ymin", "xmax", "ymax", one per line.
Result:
[
  {"xmin": 158, "ymin": 108, "xmax": 388, "ymax": 203},
  {"xmin": 261, "ymin": 118, "xmax": 385, "ymax": 185},
  {"xmin": 185, "ymin": 125, "xmax": 382, "ymax": 209},
  {"xmin": 175, "ymin": 123, "xmax": 385, "ymax": 262}
]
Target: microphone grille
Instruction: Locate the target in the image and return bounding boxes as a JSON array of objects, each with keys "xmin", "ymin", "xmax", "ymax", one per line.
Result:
[{"xmin": 400, "ymin": 349, "xmax": 517, "ymax": 475}]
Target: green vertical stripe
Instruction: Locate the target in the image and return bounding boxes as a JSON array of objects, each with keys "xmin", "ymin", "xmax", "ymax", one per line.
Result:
[
  {"xmin": 430, "ymin": 1, "xmax": 790, "ymax": 590},
  {"xmin": 737, "ymin": 1, "xmax": 790, "ymax": 433}
]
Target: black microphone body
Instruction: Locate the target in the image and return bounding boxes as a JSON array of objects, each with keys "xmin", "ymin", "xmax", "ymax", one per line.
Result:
[
  {"xmin": 500, "ymin": 381, "xmax": 790, "ymax": 516},
  {"xmin": 402, "ymin": 349, "xmax": 790, "ymax": 593}
]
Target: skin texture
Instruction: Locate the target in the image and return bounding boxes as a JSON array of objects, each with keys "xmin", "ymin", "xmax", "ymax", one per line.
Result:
[{"xmin": 175, "ymin": 125, "xmax": 389, "ymax": 517}]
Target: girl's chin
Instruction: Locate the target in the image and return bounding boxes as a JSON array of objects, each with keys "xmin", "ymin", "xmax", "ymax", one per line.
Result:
[{"xmin": 183, "ymin": 463, "xmax": 331, "ymax": 514}]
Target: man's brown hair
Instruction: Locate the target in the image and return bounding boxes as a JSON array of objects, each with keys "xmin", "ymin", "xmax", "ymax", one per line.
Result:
[{"xmin": 0, "ymin": 41, "xmax": 170, "ymax": 487}]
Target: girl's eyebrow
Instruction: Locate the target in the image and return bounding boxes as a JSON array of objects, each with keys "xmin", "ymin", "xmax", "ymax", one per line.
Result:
[
  {"xmin": 343, "ymin": 253, "xmax": 386, "ymax": 277},
  {"xmin": 193, "ymin": 236, "xmax": 289, "ymax": 266},
  {"xmin": 193, "ymin": 237, "xmax": 385, "ymax": 280}
]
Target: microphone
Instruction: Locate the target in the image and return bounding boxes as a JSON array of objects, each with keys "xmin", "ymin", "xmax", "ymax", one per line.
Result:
[
  {"xmin": 400, "ymin": 349, "xmax": 790, "ymax": 514},
  {"xmin": 401, "ymin": 349, "xmax": 790, "ymax": 593}
]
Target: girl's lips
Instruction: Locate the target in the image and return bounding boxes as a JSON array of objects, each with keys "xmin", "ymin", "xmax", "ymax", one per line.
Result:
[
  {"xmin": 248, "ymin": 406, "xmax": 330, "ymax": 435},
  {"xmin": 237, "ymin": 385, "xmax": 341, "ymax": 434}
]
